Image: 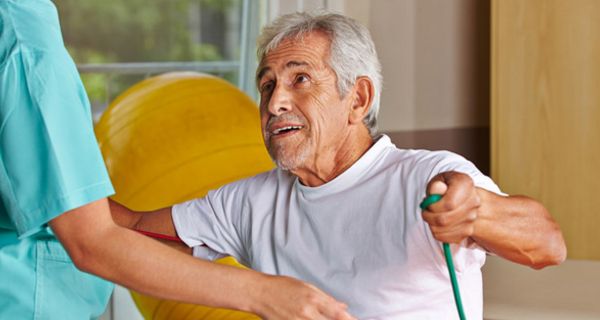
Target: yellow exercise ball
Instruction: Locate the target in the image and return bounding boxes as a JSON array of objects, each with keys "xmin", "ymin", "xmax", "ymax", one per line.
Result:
[{"xmin": 95, "ymin": 72, "xmax": 272, "ymax": 319}]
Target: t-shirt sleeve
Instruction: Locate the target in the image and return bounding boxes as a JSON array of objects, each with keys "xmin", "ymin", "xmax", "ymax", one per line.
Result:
[
  {"xmin": 172, "ymin": 183, "xmax": 249, "ymax": 265},
  {"xmin": 419, "ymin": 151, "xmax": 505, "ymax": 272},
  {"xmin": 426, "ymin": 151, "xmax": 505, "ymax": 196},
  {"xmin": 0, "ymin": 48, "xmax": 114, "ymax": 237}
]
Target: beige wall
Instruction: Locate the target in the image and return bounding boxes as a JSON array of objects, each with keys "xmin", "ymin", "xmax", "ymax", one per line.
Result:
[
  {"xmin": 362, "ymin": 0, "xmax": 491, "ymax": 172},
  {"xmin": 483, "ymin": 256, "xmax": 600, "ymax": 319},
  {"xmin": 368, "ymin": 0, "xmax": 489, "ymax": 132}
]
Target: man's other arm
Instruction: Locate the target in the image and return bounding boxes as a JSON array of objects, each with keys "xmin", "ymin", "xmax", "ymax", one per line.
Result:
[{"xmin": 108, "ymin": 200, "xmax": 189, "ymax": 253}]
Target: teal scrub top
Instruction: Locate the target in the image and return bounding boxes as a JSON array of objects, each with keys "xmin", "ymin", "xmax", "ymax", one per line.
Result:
[{"xmin": 0, "ymin": 0, "xmax": 115, "ymax": 318}]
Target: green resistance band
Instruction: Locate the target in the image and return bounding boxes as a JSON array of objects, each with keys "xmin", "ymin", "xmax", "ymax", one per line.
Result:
[{"xmin": 420, "ymin": 194, "xmax": 466, "ymax": 320}]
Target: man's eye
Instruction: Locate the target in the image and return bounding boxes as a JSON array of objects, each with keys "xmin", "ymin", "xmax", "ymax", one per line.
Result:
[
  {"xmin": 294, "ymin": 74, "xmax": 310, "ymax": 88},
  {"xmin": 296, "ymin": 74, "xmax": 309, "ymax": 83},
  {"xmin": 261, "ymin": 81, "xmax": 274, "ymax": 93}
]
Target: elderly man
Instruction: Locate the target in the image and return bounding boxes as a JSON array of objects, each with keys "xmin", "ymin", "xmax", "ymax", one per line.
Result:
[{"xmin": 112, "ymin": 12, "xmax": 566, "ymax": 319}]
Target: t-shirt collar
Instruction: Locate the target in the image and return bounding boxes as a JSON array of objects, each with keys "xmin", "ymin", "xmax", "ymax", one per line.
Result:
[{"xmin": 294, "ymin": 134, "xmax": 394, "ymax": 195}]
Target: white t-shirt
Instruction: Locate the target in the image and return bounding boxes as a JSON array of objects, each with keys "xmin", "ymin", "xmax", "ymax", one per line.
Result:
[{"xmin": 173, "ymin": 135, "xmax": 502, "ymax": 319}]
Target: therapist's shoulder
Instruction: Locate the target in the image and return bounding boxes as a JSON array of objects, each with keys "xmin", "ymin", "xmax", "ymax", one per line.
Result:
[{"xmin": 2, "ymin": 0, "xmax": 66, "ymax": 54}]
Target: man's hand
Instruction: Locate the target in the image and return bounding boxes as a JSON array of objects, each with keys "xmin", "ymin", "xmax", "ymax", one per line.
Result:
[
  {"xmin": 421, "ymin": 171, "xmax": 480, "ymax": 244},
  {"xmin": 252, "ymin": 274, "xmax": 356, "ymax": 320}
]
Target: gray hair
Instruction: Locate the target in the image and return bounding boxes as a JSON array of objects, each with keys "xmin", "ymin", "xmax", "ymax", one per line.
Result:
[{"xmin": 256, "ymin": 11, "xmax": 383, "ymax": 136}]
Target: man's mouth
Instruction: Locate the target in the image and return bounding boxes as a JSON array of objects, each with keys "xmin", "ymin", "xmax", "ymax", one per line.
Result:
[{"xmin": 271, "ymin": 125, "xmax": 304, "ymax": 136}]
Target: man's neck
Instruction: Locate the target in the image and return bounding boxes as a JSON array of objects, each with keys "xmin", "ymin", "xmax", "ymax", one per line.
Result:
[{"xmin": 291, "ymin": 131, "xmax": 374, "ymax": 187}]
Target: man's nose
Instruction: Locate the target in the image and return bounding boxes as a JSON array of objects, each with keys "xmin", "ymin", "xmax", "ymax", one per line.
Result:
[{"xmin": 267, "ymin": 84, "xmax": 292, "ymax": 116}]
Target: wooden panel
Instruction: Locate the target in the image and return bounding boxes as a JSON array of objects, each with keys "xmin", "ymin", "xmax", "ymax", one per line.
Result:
[{"xmin": 492, "ymin": 0, "xmax": 600, "ymax": 260}]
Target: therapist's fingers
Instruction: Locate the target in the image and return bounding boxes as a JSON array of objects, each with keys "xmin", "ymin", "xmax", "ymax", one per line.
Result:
[
  {"xmin": 320, "ymin": 302, "xmax": 357, "ymax": 320},
  {"xmin": 256, "ymin": 274, "xmax": 356, "ymax": 320}
]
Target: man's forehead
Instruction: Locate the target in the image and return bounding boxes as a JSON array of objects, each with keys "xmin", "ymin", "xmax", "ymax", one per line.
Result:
[
  {"xmin": 257, "ymin": 32, "xmax": 331, "ymax": 79},
  {"xmin": 257, "ymin": 60, "xmax": 310, "ymax": 80},
  {"xmin": 271, "ymin": 31, "xmax": 330, "ymax": 56}
]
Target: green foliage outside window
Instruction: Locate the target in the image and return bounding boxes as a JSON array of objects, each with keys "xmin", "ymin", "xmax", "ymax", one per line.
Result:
[{"xmin": 54, "ymin": 0, "xmax": 243, "ymax": 114}]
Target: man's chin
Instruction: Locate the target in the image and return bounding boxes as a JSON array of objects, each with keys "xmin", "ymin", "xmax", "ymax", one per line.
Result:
[
  {"xmin": 268, "ymin": 143, "xmax": 309, "ymax": 171},
  {"xmin": 273, "ymin": 156, "xmax": 297, "ymax": 171},
  {"xmin": 271, "ymin": 153, "xmax": 303, "ymax": 171}
]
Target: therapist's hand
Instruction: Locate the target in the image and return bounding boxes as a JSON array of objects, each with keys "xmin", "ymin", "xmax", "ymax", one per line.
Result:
[
  {"xmin": 252, "ymin": 274, "xmax": 356, "ymax": 320},
  {"xmin": 421, "ymin": 171, "xmax": 481, "ymax": 244}
]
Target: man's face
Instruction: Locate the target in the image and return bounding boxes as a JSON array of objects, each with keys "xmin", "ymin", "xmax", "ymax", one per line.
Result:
[{"xmin": 257, "ymin": 31, "xmax": 352, "ymax": 171}]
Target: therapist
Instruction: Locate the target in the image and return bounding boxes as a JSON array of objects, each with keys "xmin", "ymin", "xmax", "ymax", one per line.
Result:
[{"xmin": 0, "ymin": 1, "xmax": 355, "ymax": 319}]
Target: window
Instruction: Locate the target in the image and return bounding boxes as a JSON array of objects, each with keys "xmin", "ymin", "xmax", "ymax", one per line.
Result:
[{"xmin": 55, "ymin": 0, "xmax": 266, "ymax": 119}]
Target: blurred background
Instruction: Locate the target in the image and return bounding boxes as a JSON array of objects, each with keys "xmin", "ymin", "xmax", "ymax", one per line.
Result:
[{"xmin": 55, "ymin": 0, "xmax": 263, "ymax": 120}]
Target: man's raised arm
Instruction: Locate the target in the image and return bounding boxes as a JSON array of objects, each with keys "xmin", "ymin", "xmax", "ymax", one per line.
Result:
[{"xmin": 422, "ymin": 171, "xmax": 566, "ymax": 269}]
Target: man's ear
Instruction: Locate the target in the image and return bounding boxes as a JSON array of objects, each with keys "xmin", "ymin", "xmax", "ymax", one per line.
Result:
[{"xmin": 348, "ymin": 76, "xmax": 374, "ymax": 124}]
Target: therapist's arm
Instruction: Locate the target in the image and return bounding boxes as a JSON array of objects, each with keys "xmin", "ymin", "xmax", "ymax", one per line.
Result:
[{"xmin": 50, "ymin": 198, "xmax": 355, "ymax": 320}]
